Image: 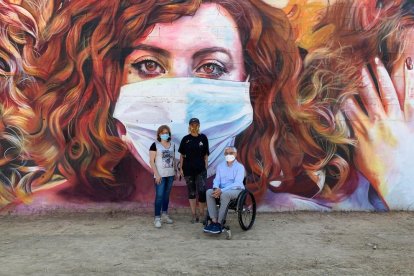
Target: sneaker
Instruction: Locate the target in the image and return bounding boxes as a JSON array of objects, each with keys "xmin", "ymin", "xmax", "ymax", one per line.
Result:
[
  {"xmin": 210, "ymin": 223, "xmax": 222, "ymax": 234},
  {"xmin": 154, "ymin": 217, "xmax": 162, "ymax": 228},
  {"xmin": 161, "ymin": 214, "xmax": 173, "ymax": 224},
  {"xmin": 203, "ymin": 223, "xmax": 214, "ymax": 233},
  {"xmin": 203, "ymin": 223, "xmax": 222, "ymax": 234}
]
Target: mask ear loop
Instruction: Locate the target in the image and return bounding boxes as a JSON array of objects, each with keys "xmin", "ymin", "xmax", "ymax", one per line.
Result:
[{"xmin": 245, "ymin": 74, "xmax": 251, "ymax": 83}]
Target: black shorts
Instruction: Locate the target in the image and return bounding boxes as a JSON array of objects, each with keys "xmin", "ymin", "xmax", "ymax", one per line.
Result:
[{"xmin": 184, "ymin": 170, "xmax": 207, "ymax": 202}]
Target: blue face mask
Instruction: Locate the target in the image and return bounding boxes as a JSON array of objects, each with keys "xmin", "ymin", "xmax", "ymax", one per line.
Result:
[
  {"xmin": 113, "ymin": 77, "xmax": 253, "ymax": 177},
  {"xmin": 160, "ymin": 134, "xmax": 170, "ymax": 141}
]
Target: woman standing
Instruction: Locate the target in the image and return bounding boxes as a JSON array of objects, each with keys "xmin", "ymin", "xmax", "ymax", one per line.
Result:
[
  {"xmin": 179, "ymin": 118, "xmax": 209, "ymax": 223},
  {"xmin": 149, "ymin": 125, "xmax": 176, "ymax": 228}
]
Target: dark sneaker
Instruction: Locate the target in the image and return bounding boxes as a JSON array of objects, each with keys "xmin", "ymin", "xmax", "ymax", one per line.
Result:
[
  {"xmin": 203, "ymin": 223, "xmax": 214, "ymax": 233},
  {"xmin": 209, "ymin": 223, "xmax": 222, "ymax": 234}
]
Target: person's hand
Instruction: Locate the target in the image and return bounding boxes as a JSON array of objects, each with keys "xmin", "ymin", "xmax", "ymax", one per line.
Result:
[
  {"xmin": 342, "ymin": 57, "xmax": 414, "ymax": 209},
  {"xmin": 212, "ymin": 188, "xmax": 222, "ymax": 198},
  {"xmin": 179, "ymin": 168, "xmax": 184, "ymax": 178},
  {"xmin": 155, "ymin": 174, "xmax": 162, "ymax": 185}
]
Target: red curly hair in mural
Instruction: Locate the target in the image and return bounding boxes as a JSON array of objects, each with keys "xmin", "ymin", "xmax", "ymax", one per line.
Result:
[{"xmin": 0, "ymin": 0, "xmax": 41, "ymax": 205}]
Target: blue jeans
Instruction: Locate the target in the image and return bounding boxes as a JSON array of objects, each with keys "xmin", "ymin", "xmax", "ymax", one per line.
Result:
[{"xmin": 154, "ymin": 176, "xmax": 174, "ymax": 217}]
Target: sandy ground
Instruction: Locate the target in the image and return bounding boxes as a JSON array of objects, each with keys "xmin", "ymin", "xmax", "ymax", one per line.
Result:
[{"xmin": 0, "ymin": 211, "xmax": 413, "ymax": 276}]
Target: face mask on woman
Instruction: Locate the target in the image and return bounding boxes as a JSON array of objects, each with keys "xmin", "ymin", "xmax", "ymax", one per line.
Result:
[
  {"xmin": 113, "ymin": 77, "xmax": 253, "ymax": 177},
  {"xmin": 160, "ymin": 134, "xmax": 170, "ymax": 141}
]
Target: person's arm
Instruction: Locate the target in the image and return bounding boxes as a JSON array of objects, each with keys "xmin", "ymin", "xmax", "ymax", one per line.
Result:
[
  {"xmin": 212, "ymin": 165, "xmax": 221, "ymax": 189},
  {"xmin": 204, "ymin": 134, "xmax": 209, "ymax": 170},
  {"xmin": 178, "ymin": 139, "xmax": 185, "ymax": 177},
  {"xmin": 173, "ymin": 143, "xmax": 179, "ymax": 179},
  {"xmin": 234, "ymin": 164, "xmax": 245, "ymax": 188},
  {"xmin": 212, "ymin": 165, "xmax": 222, "ymax": 198},
  {"xmin": 179, "ymin": 154, "xmax": 184, "ymax": 177},
  {"xmin": 149, "ymin": 144, "xmax": 161, "ymax": 184},
  {"xmin": 204, "ymin": 154, "xmax": 208, "ymax": 170}
]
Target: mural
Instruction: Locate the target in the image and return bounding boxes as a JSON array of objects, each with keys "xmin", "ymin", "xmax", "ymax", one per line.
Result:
[{"xmin": 0, "ymin": 0, "xmax": 413, "ymax": 212}]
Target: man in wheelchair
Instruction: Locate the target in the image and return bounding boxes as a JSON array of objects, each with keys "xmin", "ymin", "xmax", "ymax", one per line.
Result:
[{"xmin": 203, "ymin": 146, "xmax": 245, "ymax": 234}]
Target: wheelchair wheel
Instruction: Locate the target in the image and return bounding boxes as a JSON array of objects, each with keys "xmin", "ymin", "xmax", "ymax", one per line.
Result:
[{"xmin": 237, "ymin": 190, "xmax": 256, "ymax": 230}]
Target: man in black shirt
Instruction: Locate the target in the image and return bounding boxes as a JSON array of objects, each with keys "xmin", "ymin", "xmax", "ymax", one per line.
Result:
[{"xmin": 179, "ymin": 118, "xmax": 209, "ymax": 223}]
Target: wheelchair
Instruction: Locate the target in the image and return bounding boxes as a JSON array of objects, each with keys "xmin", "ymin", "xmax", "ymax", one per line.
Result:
[{"xmin": 204, "ymin": 186, "xmax": 256, "ymax": 240}]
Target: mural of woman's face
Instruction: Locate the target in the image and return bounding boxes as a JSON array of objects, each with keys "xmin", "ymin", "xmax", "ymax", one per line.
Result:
[
  {"xmin": 122, "ymin": 3, "xmax": 246, "ymax": 84},
  {"xmin": 113, "ymin": 3, "xmax": 253, "ymax": 177}
]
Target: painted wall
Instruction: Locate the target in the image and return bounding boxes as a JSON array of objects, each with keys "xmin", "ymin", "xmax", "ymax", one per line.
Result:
[{"xmin": 1, "ymin": 0, "xmax": 413, "ymax": 212}]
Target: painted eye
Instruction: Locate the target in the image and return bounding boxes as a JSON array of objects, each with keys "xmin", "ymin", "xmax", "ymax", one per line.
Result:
[
  {"xmin": 195, "ymin": 62, "xmax": 227, "ymax": 79},
  {"xmin": 131, "ymin": 59, "xmax": 166, "ymax": 78}
]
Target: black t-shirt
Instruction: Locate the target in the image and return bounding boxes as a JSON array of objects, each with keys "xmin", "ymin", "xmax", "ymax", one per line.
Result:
[
  {"xmin": 149, "ymin": 143, "xmax": 157, "ymax": 151},
  {"xmin": 178, "ymin": 133, "xmax": 209, "ymax": 176}
]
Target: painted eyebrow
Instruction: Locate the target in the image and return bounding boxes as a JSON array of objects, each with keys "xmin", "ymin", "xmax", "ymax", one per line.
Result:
[
  {"xmin": 192, "ymin": 47, "xmax": 233, "ymax": 60},
  {"xmin": 130, "ymin": 44, "xmax": 171, "ymax": 58}
]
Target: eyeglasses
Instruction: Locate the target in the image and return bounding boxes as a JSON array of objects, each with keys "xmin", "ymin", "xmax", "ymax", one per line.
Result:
[{"xmin": 224, "ymin": 152, "xmax": 235, "ymax": 155}]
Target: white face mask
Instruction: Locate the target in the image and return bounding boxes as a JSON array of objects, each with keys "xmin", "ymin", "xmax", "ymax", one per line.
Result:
[
  {"xmin": 113, "ymin": 77, "xmax": 253, "ymax": 177},
  {"xmin": 225, "ymin": 154, "xmax": 236, "ymax": 162}
]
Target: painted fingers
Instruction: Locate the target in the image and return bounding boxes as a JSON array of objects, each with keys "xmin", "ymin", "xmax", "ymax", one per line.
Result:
[{"xmin": 404, "ymin": 57, "xmax": 414, "ymax": 124}]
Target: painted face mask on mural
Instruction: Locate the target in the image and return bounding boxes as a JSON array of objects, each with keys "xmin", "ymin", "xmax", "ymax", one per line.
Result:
[{"xmin": 113, "ymin": 77, "xmax": 253, "ymax": 177}]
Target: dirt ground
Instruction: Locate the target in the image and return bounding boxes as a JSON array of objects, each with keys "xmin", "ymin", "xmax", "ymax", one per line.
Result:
[{"xmin": 0, "ymin": 211, "xmax": 413, "ymax": 276}]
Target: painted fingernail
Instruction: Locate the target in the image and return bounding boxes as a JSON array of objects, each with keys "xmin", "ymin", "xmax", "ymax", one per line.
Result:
[
  {"xmin": 406, "ymin": 57, "xmax": 413, "ymax": 70},
  {"xmin": 376, "ymin": 0, "xmax": 384, "ymax": 9}
]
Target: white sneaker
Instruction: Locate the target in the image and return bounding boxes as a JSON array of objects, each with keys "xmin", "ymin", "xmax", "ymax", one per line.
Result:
[
  {"xmin": 154, "ymin": 217, "xmax": 162, "ymax": 228},
  {"xmin": 161, "ymin": 214, "xmax": 174, "ymax": 224}
]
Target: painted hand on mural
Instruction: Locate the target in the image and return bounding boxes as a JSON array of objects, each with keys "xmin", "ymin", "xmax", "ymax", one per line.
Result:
[{"xmin": 343, "ymin": 57, "xmax": 414, "ymax": 209}]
